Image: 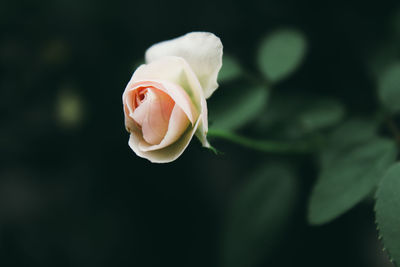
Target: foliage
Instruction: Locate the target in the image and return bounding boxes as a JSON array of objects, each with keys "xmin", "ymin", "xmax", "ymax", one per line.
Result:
[
  {"xmin": 208, "ymin": 21, "xmax": 400, "ymax": 267},
  {"xmin": 221, "ymin": 163, "xmax": 298, "ymax": 267},
  {"xmin": 308, "ymin": 137, "xmax": 396, "ymax": 225},
  {"xmin": 376, "ymin": 163, "xmax": 400, "ymax": 266},
  {"xmin": 378, "ymin": 63, "xmax": 400, "ymax": 113},
  {"xmin": 5, "ymin": 1, "xmax": 400, "ymax": 267},
  {"xmin": 257, "ymin": 29, "xmax": 307, "ymax": 83}
]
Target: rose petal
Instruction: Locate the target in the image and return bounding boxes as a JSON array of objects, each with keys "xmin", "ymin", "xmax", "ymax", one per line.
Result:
[
  {"xmin": 129, "ymin": 57, "xmax": 203, "ymax": 112},
  {"xmin": 131, "ymin": 88, "xmax": 174, "ymax": 145},
  {"xmin": 138, "ymin": 104, "xmax": 189, "ymax": 151},
  {"xmin": 128, "ymin": 79, "xmax": 195, "ymax": 125},
  {"xmin": 123, "ymin": 105, "xmax": 137, "ymax": 132},
  {"xmin": 195, "ymin": 95, "xmax": 210, "ymax": 148},
  {"xmin": 145, "ymin": 32, "xmax": 223, "ymax": 99},
  {"xmin": 124, "ymin": 87, "xmax": 136, "ymax": 116},
  {"xmin": 123, "ymin": 89, "xmax": 142, "ymax": 133},
  {"xmin": 128, "ymin": 116, "xmax": 201, "ymax": 163}
]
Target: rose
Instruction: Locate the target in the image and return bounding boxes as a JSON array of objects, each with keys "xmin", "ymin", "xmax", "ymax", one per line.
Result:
[{"xmin": 122, "ymin": 32, "xmax": 223, "ymax": 163}]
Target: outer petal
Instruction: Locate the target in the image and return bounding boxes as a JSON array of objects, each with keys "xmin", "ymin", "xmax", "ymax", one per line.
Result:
[
  {"xmin": 128, "ymin": 116, "xmax": 201, "ymax": 163},
  {"xmin": 128, "ymin": 57, "xmax": 202, "ymax": 115},
  {"xmin": 195, "ymin": 95, "xmax": 210, "ymax": 148},
  {"xmin": 123, "ymin": 104, "xmax": 139, "ymax": 133},
  {"xmin": 138, "ymin": 105, "xmax": 190, "ymax": 151},
  {"xmin": 145, "ymin": 32, "xmax": 223, "ymax": 99}
]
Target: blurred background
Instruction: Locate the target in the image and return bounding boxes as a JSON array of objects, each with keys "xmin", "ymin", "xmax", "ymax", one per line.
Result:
[{"xmin": 1, "ymin": 0, "xmax": 400, "ymax": 266}]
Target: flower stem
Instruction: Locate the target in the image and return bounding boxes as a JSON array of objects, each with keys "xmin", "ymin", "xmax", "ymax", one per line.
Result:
[{"xmin": 207, "ymin": 128, "xmax": 320, "ymax": 154}]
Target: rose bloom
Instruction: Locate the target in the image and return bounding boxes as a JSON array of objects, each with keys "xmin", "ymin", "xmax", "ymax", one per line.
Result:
[{"xmin": 122, "ymin": 32, "xmax": 223, "ymax": 163}]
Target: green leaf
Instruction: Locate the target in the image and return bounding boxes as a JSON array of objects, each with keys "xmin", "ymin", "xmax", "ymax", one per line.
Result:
[
  {"xmin": 253, "ymin": 93, "xmax": 344, "ymax": 140},
  {"xmin": 375, "ymin": 163, "xmax": 400, "ymax": 266},
  {"xmin": 258, "ymin": 28, "xmax": 307, "ymax": 83},
  {"xmin": 298, "ymin": 99, "xmax": 345, "ymax": 132},
  {"xmin": 308, "ymin": 138, "xmax": 397, "ymax": 225},
  {"xmin": 253, "ymin": 92, "xmax": 309, "ymax": 132},
  {"xmin": 328, "ymin": 119, "xmax": 379, "ymax": 147},
  {"xmin": 378, "ymin": 63, "xmax": 400, "ymax": 113},
  {"xmin": 221, "ymin": 163, "xmax": 298, "ymax": 267},
  {"xmin": 319, "ymin": 118, "xmax": 379, "ymax": 168},
  {"xmin": 218, "ymin": 54, "xmax": 242, "ymax": 83},
  {"xmin": 209, "ymin": 84, "xmax": 268, "ymax": 131}
]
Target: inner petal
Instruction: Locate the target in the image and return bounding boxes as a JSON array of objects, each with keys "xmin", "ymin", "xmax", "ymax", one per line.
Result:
[
  {"xmin": 135, "ymin": 88, "xmax": 148, "ymax": 108},
  {"xmin": 131, "ymin": 87, "xmax": 175, "ymax": 145}
]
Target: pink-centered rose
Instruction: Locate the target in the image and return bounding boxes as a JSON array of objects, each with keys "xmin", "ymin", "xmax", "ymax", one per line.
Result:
[{"xmin": 122, "ymin": 32, "xmax": 223, "ymax": 163}]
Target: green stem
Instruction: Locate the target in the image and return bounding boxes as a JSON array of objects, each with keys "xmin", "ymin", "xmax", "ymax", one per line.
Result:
[{"xmin": 207, "ymin": 128, "xmax": 320, "ymax": 154}]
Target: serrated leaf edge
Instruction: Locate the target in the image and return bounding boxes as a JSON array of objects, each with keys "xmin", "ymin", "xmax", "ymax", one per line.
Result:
[{"xmin": 374, "ymin": 179, "xmax": 398, "ymax": 267}]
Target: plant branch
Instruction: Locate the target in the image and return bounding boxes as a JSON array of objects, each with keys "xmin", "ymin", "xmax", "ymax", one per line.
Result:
[{"xmin": 207, "ymin": 128, "xmax": 321, "ymax": 154}]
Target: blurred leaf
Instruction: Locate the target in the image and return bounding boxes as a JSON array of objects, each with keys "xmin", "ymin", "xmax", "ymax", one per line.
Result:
[
  {"xmin": 378, "ymin": 63, "xmax": 400, "ymax": 113},
  {"xmin": 258, "ymin": 29, "xmax": 307, "ymax": 83},
  {"xmin": 375, "ymin": 163, "xmax": 400, "ymax": 266},
  {"xmin": 328, "ymin": 119, "xmax": 379, "ymax": 147},
  {"xmin": 308, "ymin": 138, "xmax": 397, "ymax": 225},
  {"xmin": 218, "ymin": 54, "xmax": 242, "ymax": 83},
  {"xmin": 253, "ymin": 92, "xmax": 308, "ymax": 131},
  {"xmin": 298, "ymin": 99, "xmax": 345, "ymax": 132},
  {"xmin": 254, "ymin": 93, "xmax": 344, "ymax": 139},
  {"xmin": 221, "ymin": 163, "xmax": 298, "ymax": 267},
  {"xmin": 319, "ymin": 118, "xmax": 379, "ymax": 168},
  {"xmin": 209, "ymin": 84, "xmax": 268, "ymax": 131}
]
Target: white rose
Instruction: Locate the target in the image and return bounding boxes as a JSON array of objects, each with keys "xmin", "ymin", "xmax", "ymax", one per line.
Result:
[{"xmin": 122, "ymin": 32, "xmax": 223, "ymax": 163}]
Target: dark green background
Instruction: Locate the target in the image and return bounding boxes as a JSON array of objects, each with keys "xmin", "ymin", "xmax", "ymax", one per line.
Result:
[{"xmin": 1, "ymin": 0, "xmax": 399, "ymax": 266}]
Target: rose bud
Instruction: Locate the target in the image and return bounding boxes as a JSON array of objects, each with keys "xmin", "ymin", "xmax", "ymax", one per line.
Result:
[{"xmin": 122, "ymin": 32, "xmax": 223, "ymax": 163}]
